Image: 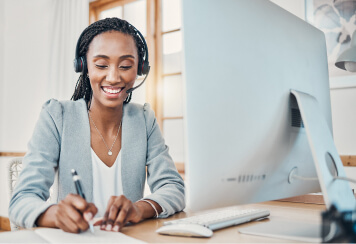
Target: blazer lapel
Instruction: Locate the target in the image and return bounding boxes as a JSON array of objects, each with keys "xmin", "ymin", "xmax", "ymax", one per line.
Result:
[
  {"xmin": 59, "ymin": 99, "xmax": 93, "ymax": 202},
  {"xmin": 121, "ymin": 104, "xmax": 146, "ymax": 201},
  {"xmin": 77, "ymin": 103, "xmax": 93, "ymax": 202}
]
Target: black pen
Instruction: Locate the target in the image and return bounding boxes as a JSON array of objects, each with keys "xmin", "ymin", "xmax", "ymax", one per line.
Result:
[{"xmin": 71, "ymin": 169, "xmax": 94, "ymax": 234}]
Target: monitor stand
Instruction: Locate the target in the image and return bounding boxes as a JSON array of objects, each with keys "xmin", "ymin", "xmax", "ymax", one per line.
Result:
[
  {"xmin": 291, "ymin": 89, "xmax": 355, "ymax": 211},
  {"xmin": 239, "ymin": 90, "xmax": 355, "ymax": 242}
]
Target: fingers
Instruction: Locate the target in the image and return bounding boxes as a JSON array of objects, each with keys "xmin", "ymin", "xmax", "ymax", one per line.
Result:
[
  {"xmin": 105, "ymin": 201, "xmax": 120, "ymax": 231},
  {"xmin": 55, "ymin": 194, "xmax": 96, "ymax": 233},
  {"xmin": 63, "ymin": 194, "xmax": 89, "ymax": 232},
  {"xmin": 94, "ymin": 218, "xmax": 103, "ymax": 226},
  {"xmin": 101, "ymin": 196, "xmax": 116, "ymax": 230},
  {"xmin": 56, "ymin": 213, "xmax": 81, "ymax": 233},
  {"xmin": 101, "ymin": 195, "xmax": 139, "ymax": 232},
  {"xmin": 83, "ymin": 203, "xmax": 98, "ymax": 222},
  {"xmin": 113, "ymin": 200, "xmax": 132, "ymax": 232},
  {"xmin": 102, "ymin": 195, "xmax": 125, "ymax": 231},
  {"xmin": 65, "ymin": 193, "xmax": 88, "ymax": 212}
]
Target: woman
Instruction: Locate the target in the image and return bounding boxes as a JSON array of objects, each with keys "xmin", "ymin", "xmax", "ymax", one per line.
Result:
[{"xmin": 9, "ymin": 17, "xmax": 185, "ymax": 233}]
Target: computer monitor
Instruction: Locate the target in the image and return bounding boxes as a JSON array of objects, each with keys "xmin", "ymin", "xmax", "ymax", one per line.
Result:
[{"xmin": 182, "ymin": 0, "xmax": 355, "ymax": 212}]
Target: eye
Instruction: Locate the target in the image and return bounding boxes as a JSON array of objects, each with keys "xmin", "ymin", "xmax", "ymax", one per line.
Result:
[
  {"xmin": 119, "ymin": 66, "xmax": 132, "ymax": 70},
  {"xmin": 95, "ymin": 64, "xmax": 108, "ymax": 69}
]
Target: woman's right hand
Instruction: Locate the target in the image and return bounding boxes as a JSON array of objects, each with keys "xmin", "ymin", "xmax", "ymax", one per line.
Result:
[{"xmin": 36, "ymin": 194, "xmax": 98, "ymax": 233}]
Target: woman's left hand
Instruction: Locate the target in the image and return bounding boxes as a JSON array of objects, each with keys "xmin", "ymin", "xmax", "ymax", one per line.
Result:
[{"xmin": 97, "ymin": 195, "xmax": 144, "ymax": 232}]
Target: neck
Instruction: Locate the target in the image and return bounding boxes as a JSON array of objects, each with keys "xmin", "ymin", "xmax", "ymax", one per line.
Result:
[{"xmin": 88, "ymin": 101, "xmax": 123, "ymax": 133}]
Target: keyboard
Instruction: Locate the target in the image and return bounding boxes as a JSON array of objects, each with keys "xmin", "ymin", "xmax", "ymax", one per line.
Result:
[{"xmin": 164, "ymin": 206, "xmax": 270, "ymax": 231}]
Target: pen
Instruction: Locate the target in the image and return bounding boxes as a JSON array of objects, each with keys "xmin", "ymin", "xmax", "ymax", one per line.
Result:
[{"xmin": 71, "ymin": 169, "xmax": 95, "ymax": 234}]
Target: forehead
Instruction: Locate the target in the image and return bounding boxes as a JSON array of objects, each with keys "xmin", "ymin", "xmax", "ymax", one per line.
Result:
[{"xmin": 87, "ymin": 31, "xmax": 137, "ymax": 56}]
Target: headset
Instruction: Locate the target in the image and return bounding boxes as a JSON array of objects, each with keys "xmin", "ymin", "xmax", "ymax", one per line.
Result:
[{"xmin": 73, "ymin": 24, "xmax": 150, "ymax": 94}]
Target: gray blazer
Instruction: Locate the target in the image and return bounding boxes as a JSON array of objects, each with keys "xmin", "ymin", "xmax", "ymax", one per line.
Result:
[{"xmin": 9, "ymin": 99, "xmax": 185, "ymax": 228}]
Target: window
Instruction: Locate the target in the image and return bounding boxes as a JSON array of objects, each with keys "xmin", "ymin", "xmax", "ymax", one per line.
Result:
[
  {"xmin": 159, "ymin": 0, "xmax": 184, "ymax": 167},
  {"xmin": 90, "ymin": 0, "xmax": 185, "ymax": 172}
]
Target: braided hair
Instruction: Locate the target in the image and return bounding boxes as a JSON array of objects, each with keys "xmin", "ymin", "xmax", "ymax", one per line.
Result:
[{"xmin": 71, "ymin": 18, "xmax": 145, "ymax": 109}]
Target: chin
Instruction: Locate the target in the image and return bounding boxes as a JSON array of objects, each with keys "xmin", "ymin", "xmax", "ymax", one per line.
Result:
[
  {"xmin": 104, "ymin": 100, "xmax": 125, "ymax": 109},
  {"xmin": 92, "ymin": 97, "xmax": 124, "ymax": 110}
]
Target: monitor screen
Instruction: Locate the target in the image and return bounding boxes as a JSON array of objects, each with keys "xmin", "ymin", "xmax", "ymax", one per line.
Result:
[{"xmin": 182, "ymin": 0, "xmax": 333, "ymax": 211}]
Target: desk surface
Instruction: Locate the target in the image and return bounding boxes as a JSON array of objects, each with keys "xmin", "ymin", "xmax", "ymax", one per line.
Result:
[{"xmin": 120, "ymin": 201, "xmax": 326, "ymax": 243}]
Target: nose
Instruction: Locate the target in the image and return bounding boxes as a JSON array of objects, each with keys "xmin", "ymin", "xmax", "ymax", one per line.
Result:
[{"xmin": 106, "ymin": 67, "xmax": 120, "ymax": 83}]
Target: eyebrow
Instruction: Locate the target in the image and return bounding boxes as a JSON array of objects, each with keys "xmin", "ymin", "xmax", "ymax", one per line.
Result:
[{"xmin": 93, "ymin": 54, "xmax": 136, "ymax": 60}]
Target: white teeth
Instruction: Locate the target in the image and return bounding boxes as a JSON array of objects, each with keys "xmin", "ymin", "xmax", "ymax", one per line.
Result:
[{"xmin": 103, "ymin": 87, "xmax": 123, "ymax": 94}]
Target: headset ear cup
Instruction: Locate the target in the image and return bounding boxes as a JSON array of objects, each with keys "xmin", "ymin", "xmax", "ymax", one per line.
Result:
[
  {"xmin": 81, "ymin": 56, "xmax": 87, "ymax": 73},
  {"xmin": 73, "ymin": 56, "xmax": 86, "ymax": 73},
  {"xmin": 137, "ymin": 60, "xmax": 143, "ymax": 76},
  {"xmin": 74, "ymin": 58, "xmax": 82, "ymax": 73},
  {"xmin": 142, "ymin": 61, "xmax": 150, "ymax": 76}
]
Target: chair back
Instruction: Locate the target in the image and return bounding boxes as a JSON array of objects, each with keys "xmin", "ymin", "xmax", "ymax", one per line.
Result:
[{"xmin": 7, "ymin": 157, "xmax": 58, "ymax": 231}]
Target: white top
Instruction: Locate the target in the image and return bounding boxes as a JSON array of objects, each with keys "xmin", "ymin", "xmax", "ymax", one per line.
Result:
[{"xmin": 91, "ymin": 148, "xmax": 123, "ymax": 217}]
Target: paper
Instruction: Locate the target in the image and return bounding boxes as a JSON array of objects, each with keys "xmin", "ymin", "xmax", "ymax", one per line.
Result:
[
  {"xmin": 0, "ymin": 227, "xmax": 146, "ymax": 243},
  {"xmin": 0, "ymin": 230, "xmax": 48, "ymax": 243}
]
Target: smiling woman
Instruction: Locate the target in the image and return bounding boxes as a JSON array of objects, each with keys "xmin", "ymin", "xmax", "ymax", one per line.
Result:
[
  {"xmin": 71, "ymin": 18, "xmax": 146, "ymax": 108},
  {"xmin": 8, "ymin": 17, "xmax": 185, "ymax": 234},
  {"xmin": 87, "ymin": 31, "xmax": 138, "ymax": 109}
]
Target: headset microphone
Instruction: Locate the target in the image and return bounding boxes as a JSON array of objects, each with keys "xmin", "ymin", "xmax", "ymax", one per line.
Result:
[{"xmin": 126, "ymin": 66, "xmax": 150, "ymax": 94}]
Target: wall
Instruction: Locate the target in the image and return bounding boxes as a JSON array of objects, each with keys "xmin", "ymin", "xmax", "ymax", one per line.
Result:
[
  {"xmin": 0, "ymin": 0, "xmax": 4, "ymax": 152},
  {"xmin": 0, "ymin": 0, "xmax": 6, "ymax": 218},
  {"xmin": 270, "ymin": 0, "xmax": 305, "ymax": 20},
  {"xmin": 331, "ymin": 86, "xmax": 356, "ymax": 189},
  {"xmin": 330, "ymin": 87, "xmax": 356, "ymax": 154},
  {"xmin": 1, "ymin": 0, "xmax": 52, "ymax": 152},
  {"xmin": 0, "ymin": 0, "xmax": 89, "ymax": 153}
]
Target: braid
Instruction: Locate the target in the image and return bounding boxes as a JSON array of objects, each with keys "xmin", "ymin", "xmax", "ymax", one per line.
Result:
[{"xmin": 71, "ymin": 18, "xmax": 144, "ymax": 108}]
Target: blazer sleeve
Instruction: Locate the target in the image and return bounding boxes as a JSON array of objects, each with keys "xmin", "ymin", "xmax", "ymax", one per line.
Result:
[
  {"xmin": 8, "ymin": 99, "xmax": 62, "ymax": 228},
  {"xmin": 142, "ymin": 103, "xmax": 185, "ymax": 218}
]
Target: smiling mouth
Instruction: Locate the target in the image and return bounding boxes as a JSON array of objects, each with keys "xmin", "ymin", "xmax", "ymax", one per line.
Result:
[{"xmin": 102, "ymin": 87, "xmax": 125, "ymax": 94}]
